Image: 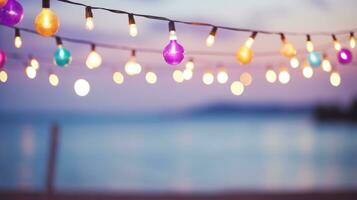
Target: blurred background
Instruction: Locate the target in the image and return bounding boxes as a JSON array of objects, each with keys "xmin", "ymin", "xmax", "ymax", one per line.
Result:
[{"xmin": 0, "ymin": 0, "xmax": 357, "ymax": 199}]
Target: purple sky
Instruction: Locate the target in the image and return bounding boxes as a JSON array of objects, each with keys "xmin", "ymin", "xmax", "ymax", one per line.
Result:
[{"xmin": 1, "ymin": 0, "xmax": 357, "ymax": 114}]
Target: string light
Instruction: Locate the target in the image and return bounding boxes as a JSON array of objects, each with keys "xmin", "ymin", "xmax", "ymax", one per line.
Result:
[
  {"xmin": 330, "ymin": 71, "xmax": 341, "ymax": 87},
  {"xmin": 54, "ymin": 37, "xmax": 72, "ymax": 67},
  {"xmin": 280, "ymin": 34, "xmax": 297, "ymax": 58},
  {"xmin": 48, "ymin": 73, "xmax": 59, "ymax": 86},
  {"xmin": 278, "ymin": 67, "xmax": 290, "ymax": 84},
  {"xmin": 163, "ymin": 21, "xmax": 184, "ymax": 65},
  {"xmin": 145, "ymin": 71, "xmax": 157, "ymax": 84},
  {"xmin": 216, "ymin": 68, "xmax": 229, "ymax": 84},
  {"xmin": 321, "ymin": 54, "xmax": 332, "ymax": 72},
  {"xmin": 14, "ymin": 28, "xmax": 22, "ymax": 48},
  {"xmin": 185, "ymin": 59, "xmax": 194, "ymax": 70},
  {"xmin": 202, "ymin": 71, "xmax": 214, "ymax": 85},
  {"xmin": 112, "ymin": 71, "xmax": 124, "ymax": 85},
  {"xmin": 34, "ymin": 0, "xmax": 60, "ymax": 37},
  {"xmin": 125, "ymin": 50, "xmax": 142, "ymax": 76},
  {"xmin": 230, "ymin": 81, "xmax": 244, "ymax": 96},
  {"xmin": 350, "ymin": 32, "xmax": 356, "ymax": 49},
  {"xmin": 236, "ymin": 32, "xmax": 257, "ymax": 65},
  {"xmin": 29, "ymin": 56, "xmax": 40, "ymax": 70},
  {"xmin": 183, "ymin": 68, "xmax": 193, "ymax": 80},
  {"xmin": 302, "ymin": 63, "xmax": 314, "ymax": 79},
  {"xmin": 306, "ymin": 35, "xmax": 314, "ymax": 52},
  {"xmin": 290, "ymin": 57, "xmax": 300, "ymax": 69},
  {"xmin": 332, "ymin": 34, "xmax": 341, "ymax": 51},
  {"xmin": 86, "ymin": 44, "xmax": 102, "ymax": 69},
  {"xmin": 25, "ymin": 66, "xmax": 37, "ymax": 79},
  {"xmin": 128, "ymin": 14, "xmax": 138, "ymax": 37},
  {"xmin": 173, "ymin": 69, "xmax": 184, "ymax": 83},
  {"xmin": 0, "ymin": 70, "xmax": 8, "ymax": 83},
  {"xmin": 337, "ymin": 48, "xmax": 353, "ymax": 65},
  {"xmin": 206, "ymin": 27, "xmax": 217, "ymax": 47},
  {"xmin": 308, "ymin": 51, "xmax": 322, "ymax": 67},
  {"xmin": 85, "ymin": 6, "xmax": 94, "ymax": 31},
  {"xmin": 0, "ymin": 0, "xmax": 23, "ymax": 26},
  {"xmin": 240, "ymin": 72, "xmax": 252, "ymax": 86},
  {"xmin": 74, "ymin": 79, "xmax": 90, "ymax": 97},
  {"xmin": 0, "ymin": 0, "xmax": 8, "ymax": 8},
  {"xmin": 0, "ymin": 49, "xmax": 6, "ymax": 68},
  {"xmin": 265, "ymin": 68, "xmax": 277, "ymax": 83}
]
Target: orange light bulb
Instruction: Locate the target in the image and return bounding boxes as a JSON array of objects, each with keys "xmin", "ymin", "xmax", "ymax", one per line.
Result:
[
  {"xmin": 236, "ymin": 46, "xmax": 253, "ymax": 65},
  {"xmin": 34, "ymin": 8, "xmax": 60, "ymax": 37},
  {"xmin": 0, "ymin": 0, "xmax": 8, "ymax": 8}
]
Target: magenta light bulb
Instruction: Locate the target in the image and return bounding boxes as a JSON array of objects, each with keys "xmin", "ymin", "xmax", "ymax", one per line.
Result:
[
  {"xmin": 337, "ymin": 48, "xmax": 353, "ymax": 65},
  {"xmin": 0, "ymin": 49, "xmax": 6, "ymax": 68},
  {"xmin": 163, "ymin": 21, "xmax": 184, "ymax": 65},
  {"xmin": 0, "ymin": 0, "xmax": 23, "ymax": 26}
]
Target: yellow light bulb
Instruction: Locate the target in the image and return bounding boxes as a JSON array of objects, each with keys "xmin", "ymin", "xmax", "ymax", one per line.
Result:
[
  {"xmin": 125, "ymin": 59, "xmax": 142, "ymax": 76},
  {"xmin": 74, "ymin": 79, "xmax": 90, "ymax": 97},
  {"xmin": 185, "ymin": 60, "xmax": 194, "ymax": 70},
  {"xmin": 86, "ymin": 17, "xmax": 94, "ymax": 30},
  {"xmin": 330, "ymin": 72, "xmax": 341, "ymax": 87},
  {"xmin": 86, "ymin": 51, "xmax": 102, "ymax": 69},
  {"xmin": 245, "ymin": 37, "xmax": 255, "ymax": 48},
  {"xmin": 49, "ymin": 73, "xmax": 59, "ymax": 87},
  {"xmin": 0, "ymin": 70, "xmax": 8, "ymax": 83},
  {"xmin": 14, "ymin": 36, "xmax": 22, "ymax": 48},
  {"xmin": 30, "ymin": 58, "xmax": 40, "ymax": 70},
  {"xmin": 206, "ymin": 35, "xmax": 215, "ymax": 47},
  {"xmin": 202, "ymin": 72, "xmax": 214, "ymax": 85},
  {"xmin": 173, "ymin": 70, "xmax": 184, "ymax": 83},
  {"xmin": 34, "ymin": 8, "xmax": 60, "ymax": 37},
  {"xmin": 306, "ymin": 41, "xmax": 314, "ymax": 52},
  {"xmin": 145, "ymin": 71, "xmax": 157, "ymax": 84},
  {"xmin": 230, "ymin": 81, "xmax": 245, "ymax": 96},
  {"xmin": 129, "ymin": 24, "xmax": 138, "ymax": 37},
  {"xmin": 265, "ymin": 69, "xmax": 277, "ymax": 83},
  {"xmin": 240, "ymin": 72, "xmax": 252, "ymax": 86},
  {"xmin": 333, "ymin": 41, "xmax": 341, "ymax": 51},
  {"xmin": 278, "ymin": 70, "xmax": 290, "ymax": 84},
  {"xmin": 302, "ymin": 65, "xmax": 314, "ymax": 79},
  {"xmin": 216, "ymin": 70, "xmax": 229, "ymax": 84},
  {"xmin": 350, "ymin": 36, "xmax": 356, "ymax": 49},
  {"xmin": 113, "ymin": 72, "xmax": 124, "ymax": 85},
  {"xmin": 280, "ymin": 42, "xmax": 297, "ymax": 58},
  {"xmin": 183, "ymin": 68, "xmax": 193, "ymax": 80},
  {"xmin": 25, "ymin": 66, "xmax": 37, "ymax": 79},
  {"xmin": 290, "ymin": 57, "xmax": 300, "ymax": 69},
  {"xmin": 322, "ymin": 59, "xmax": 332, "ymax": 72},
  {"xmin": 236, "ymin": 46, "xmax": 253, "ymax": 65}
]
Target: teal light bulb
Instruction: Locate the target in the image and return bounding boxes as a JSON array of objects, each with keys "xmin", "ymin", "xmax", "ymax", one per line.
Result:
[{"xmin": 54, "ymin": 47, "xmax": 71, "ymax": 67}]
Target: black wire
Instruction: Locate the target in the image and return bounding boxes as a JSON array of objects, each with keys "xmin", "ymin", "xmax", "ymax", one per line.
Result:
[{"xmin": 57, "ymin": 0, "xmax": 357, "ymax": 36}]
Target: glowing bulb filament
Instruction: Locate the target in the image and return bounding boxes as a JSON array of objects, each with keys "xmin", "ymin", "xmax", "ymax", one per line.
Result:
[
  {"xmin": 306, "ymin": 35, "xmax": 314, "ymax": 52},
  {"xmin": 350, "ymin": 33, "xmax": 355, "ymax": 49},
  {"xmin": 14, "ymin": 28, "xmax": 22, "ymax": 48},
  {"xmin": 128, "ymin": 14, "xmax": 138, "ymax": 37},
  {"xmin": 206, "ymin": 27, "xmax": 217, "ymax": 47},
  {"xmin": 85, "ymin": 6, "xmax": 94, "ymax": 30}
]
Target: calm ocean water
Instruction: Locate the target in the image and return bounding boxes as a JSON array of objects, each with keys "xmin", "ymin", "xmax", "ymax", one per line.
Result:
[{"xmin": 0, "ymin": 113, "xmax": 356, "ymax": 193}]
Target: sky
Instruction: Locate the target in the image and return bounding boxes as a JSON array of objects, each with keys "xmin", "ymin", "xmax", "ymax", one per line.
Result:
[{"xmin": 1, "ymin": 0, "xmax": 357, "ymax": 114}]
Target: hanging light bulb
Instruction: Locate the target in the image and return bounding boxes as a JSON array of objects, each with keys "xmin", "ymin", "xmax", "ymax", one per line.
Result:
[
  {"xmin": 0, "ymin": 49, "xmax": 6, "ymax": 69},
  {"xmin": 74, "ymin": 79, "xmax": 90, "ymax": 97},
  {"xmin": 113, "ymin": 71, "xmax": 124, "ymax": 85},
  {"xmin": 290, "ymin": 57, "xmax": 300, "ymax": 69},
  {"xmin": 25, "ymin": 66, "xmax": 37, "ymax": 79},
  {"xmin": 321, "ymin": 54, "xmax": 332, "ymax": 72},
  {"xmin": 86, "ymin": 44, "xmax": 102, "ymax": 69},
  {"xmin": 173, "ymin": 69, "xmax": 184, "ymax": 83},
  {"xmin": 145, "ymin": 71, "xmax": 157, "ymax": 84},
  {"xmin": 302, "ymin": 63, "xmax": 314, "ymax": 79},
  {"xmin": 163, "ymin": 21, "xmax": 185, "ymax": 65},
  {"xmin": 48, "ymin": 73, "xmax": 59, "ymax": 87},
  {"xmin": 54, "ymin": 37, "xmax": 72, "ymax": 67},
  {"xmin": 128, "ymin": 14, "xmax": 138, "ymax": 37},
  {"xmin": 125, "ymin": 50, "xmax": 142, "ymax": 76},
  {"xmin": 85, "ymin": 6, "xmax": 94, "ymax": 30},
  {"xmin": 29, "ymin": 56, "xmax": 40, "ymax": 70},
  {"xmin": 34, "ymin": 0, "xmax": 60, "ymax": 37},
  {"xmin": 240, "ymin": 72, "xmax": 253, "ymax": 86},
  {"xmin": 0, "ymin": 70, "xmax": 8, "ymax": 83},
  {"xmin": 278, "ymin": 67, "xmax": 290, "ymax": 84},
  {"xmin": 236, "ymin": 32, "xmax": 257, "ymax": 65},
  {"xmin": 202, "ymin": 71, "xmax": 214, "ymax": 85},
  {"xmin": 337, "ymin": 48, "xmax": 353, "ymax": 65},
  {"xmin": 350, "ymin": 32, "xmax": 355, "ymax": 49},
  {"xmin": 280, "ymin": 34, "xmax": 297, "ymax": 58},
  {"xmin": 230, "ymin": 81, "xmax": 245, "ymax": 96},
  {"xmin": 206, "ymin": 26, "xmax": 217, "ymax": 47},
  {"xmin": 306, "ymin": 34, "xmax": 314, "ymax": 52},
  {"xmin": 216, "ymin": 68, "xmax": 229, "ymax": 84},
  {"xmin": 0, "ymin": 0, "xmax": 8, "ymax": 8},
  {"xmin": 185, "ymin": 58, "xmax": 194, "ymax": 70},
  {"xmin": 332, "ymin": 34, "xmax": 341, "ymax": 51},
  {"xmin": 308, "ymin": 51, "xmax": 322, "ymax": 67},
  {"xmin": 265, "ymin": 68, "xmax": 277, "ymax": 83},
  {"xmin": 183, "ymin": 68, "xmax": 193, "ymax": 80},
  {"xmin": 0, "ymin": 0, "xmax": 23, "ymax": 26},
  {"xmin": 14, "ymin": 28, "xmax": 22, "ymax": 48},
  {"xmin": 330, "ymin": 71, "xmax": 341, "ymax": 87}
]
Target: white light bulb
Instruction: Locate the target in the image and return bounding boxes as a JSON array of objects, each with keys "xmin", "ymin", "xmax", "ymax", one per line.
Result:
[
  {"xmin": 49, "ymin": 73, "xmax": 59, "ymax": 87},
  {"xmin": 173, "ymin": 70, "xmax": 184, "ymax": 83},
  {"xmin": 265, "ymin": 69, "xmax": 277, "ymax": 83},
  {"xmin": 290, "ymin": 57, "xmax": 300, "ymax": 69},
  {"xmin": 25, "ymin": 66, "xmax": 37, "ymax": 79},
  {"xmin": 145, "ymin": 71, "xmax": 157, "ymax": 84},
  {"xmin": 217, "ymin": 71, "xmax": 229, "ymax": 84},
  {"xmin": 86, "ymin": 51, "xmax": 102, "ymax": 69},
  {"xmin": 86, "ymin": 17, "xmax": 94, "ymax": 30},
  {"xmin": 183, "ymin": 69, "xmax": 193, "ymax": 80},
  {"xmin": 113, "ymin": 72, "xmax": 124, "ymax": 85},
  {"xmin": 74, "ymin": 79, "xmax": 90, "ymax": 97},
  {"xmin": 302, "ymin": 66, "xmax": 314, "ymax": 79},
  {"xmin": 279, "ymin": 70, "xmax": 290, "ymax": 84},
  {"xmin": 230, "ymin": 81, "xmax": 245, "ymax": 96},
  {"xmin": 0, "ymin": 70, "xmax": 8, "ymax": 83},
  {"xmin": 330, "ymin": 72, "xmax": 341, "ymax": 87},
  {"xmin": 202, "ymin": 72, "xmax": 214, "ymax": 85}
]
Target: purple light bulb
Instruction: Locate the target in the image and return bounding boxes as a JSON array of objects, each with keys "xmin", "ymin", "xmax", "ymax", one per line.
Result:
[
  {"xmin": 163, "ymin": 21, "xmax": 184, "ymax": 65},
  {"xmin": 337, "ymin": 48, "xmax": 353, "ymax": 65},
  {"xmin": 0, "ymin": 0, "xmax": 24, "ymax": 26},
  {"xmin": 0, "ymin": 49, "xmax": 6, "ymax": 68}
]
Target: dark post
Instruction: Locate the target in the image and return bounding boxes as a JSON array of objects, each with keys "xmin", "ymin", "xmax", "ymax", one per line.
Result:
[{"xmin": 46, "ymin": 124, "xmax": 60, "ymax": 200}]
